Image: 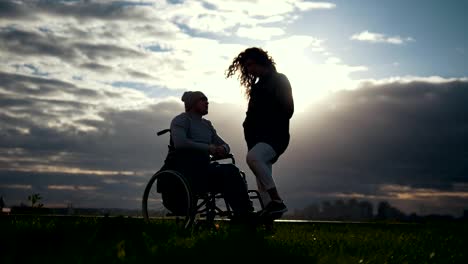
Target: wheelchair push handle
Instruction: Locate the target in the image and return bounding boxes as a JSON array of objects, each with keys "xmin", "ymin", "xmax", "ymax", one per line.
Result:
[{"xmin": 156, "ymin": 128, "xmax": 171, "ymax": 136}]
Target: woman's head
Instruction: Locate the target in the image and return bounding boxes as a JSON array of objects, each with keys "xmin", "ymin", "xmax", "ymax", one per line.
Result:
[{"xmin": 225, "ymin": 47, "xmax": 276, "ymax": 98}]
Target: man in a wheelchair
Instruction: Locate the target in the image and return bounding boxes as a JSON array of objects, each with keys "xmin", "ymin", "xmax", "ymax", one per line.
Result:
[{"xmin": 159, "ymin": 91, "xmax": 254, "ymax": 222}]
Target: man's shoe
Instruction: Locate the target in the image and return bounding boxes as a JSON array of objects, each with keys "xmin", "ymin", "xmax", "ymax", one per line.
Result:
[{"xmin": 259, "ymin": 200, "xmax": 288, "ymax": 220}]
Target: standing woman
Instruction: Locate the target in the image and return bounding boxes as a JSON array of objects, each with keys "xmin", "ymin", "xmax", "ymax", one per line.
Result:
[{"xmin": 226, "ymin": 47, "xmax": 294, "ymax": 219}]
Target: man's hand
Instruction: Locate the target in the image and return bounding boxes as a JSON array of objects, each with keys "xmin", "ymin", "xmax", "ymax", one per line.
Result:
[
  {"xmin": 208, "ymin": 144, "xmax": 216, "ymax": 156},
  {"xmin": 209, "ymin": 144, "xmax": 228, "ymax": 159},
  {"xmin": 214, "ymin": 145, "xmax": 228, "ymax": 158}
]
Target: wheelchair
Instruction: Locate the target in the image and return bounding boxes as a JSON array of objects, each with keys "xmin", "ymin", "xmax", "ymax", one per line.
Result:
[{"xmin": 142, "ymin": 129, "xmax": 264, "ymax": 229}]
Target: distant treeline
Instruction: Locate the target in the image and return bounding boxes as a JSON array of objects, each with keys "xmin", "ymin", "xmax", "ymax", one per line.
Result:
[
  {"xmin": 5, "ymin": 205, "xmax": 141, "ymax": 217},
  {"xmin": 3, "ymin": 196, "xmax": 467, "ymax": 221},
  {"xmin": 290, "ymin": 199, "xmax": 467, "ymax": 222}
]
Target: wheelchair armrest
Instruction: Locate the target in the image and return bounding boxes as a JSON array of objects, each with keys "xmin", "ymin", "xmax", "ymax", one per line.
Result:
[{"xmin": 210, "ymin": 153, "xmax": 235, "ymax": 164}]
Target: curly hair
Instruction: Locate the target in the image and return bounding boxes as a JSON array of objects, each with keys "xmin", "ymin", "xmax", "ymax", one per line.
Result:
[{"xmin": 225, "ymin": 47, "xmax": 276, "ymax": 98}]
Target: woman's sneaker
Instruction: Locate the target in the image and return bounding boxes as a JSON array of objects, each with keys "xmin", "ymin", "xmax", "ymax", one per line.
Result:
[{"xmin": 259, "ymin": 200, "xmax": 287, "ymax": 219}]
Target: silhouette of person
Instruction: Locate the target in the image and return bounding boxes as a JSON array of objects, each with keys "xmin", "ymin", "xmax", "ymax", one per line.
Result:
[
  {"xmin": 226, "ymin": 47, "xmax": 294, "ymax": 220},
  {"xmin": 162, "ymin": 91, "xmax": 254, "ymax": 221}
]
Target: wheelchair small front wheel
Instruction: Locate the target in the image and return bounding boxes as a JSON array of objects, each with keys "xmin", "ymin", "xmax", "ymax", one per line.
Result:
[{"xmin": 142, "ymin": 170, "xmax": 195, "ymax": 229}]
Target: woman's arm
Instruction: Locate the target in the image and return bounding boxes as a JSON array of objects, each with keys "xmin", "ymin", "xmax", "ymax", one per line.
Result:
[{"xmin": 276, "ymin": 74, "xmax": 294, "ymax": 119}]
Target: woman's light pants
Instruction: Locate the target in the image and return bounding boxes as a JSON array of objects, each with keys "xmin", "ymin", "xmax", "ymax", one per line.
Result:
[{"xmin": 246, "ymin": 142, "xmax": 277, "ymax": 206}]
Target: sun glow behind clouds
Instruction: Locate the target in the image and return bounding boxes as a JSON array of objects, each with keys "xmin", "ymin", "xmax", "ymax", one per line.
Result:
[
  {"xmin": 189, "ymin": 42, "xmax": 366, "ymax": 113},
  {"xmin": 160, "ymin": 34, "xmax": 369, "ymax": 113},
  {"xmin": 264, "ymin": 36, "xmax": 367, "ymax": 112}
]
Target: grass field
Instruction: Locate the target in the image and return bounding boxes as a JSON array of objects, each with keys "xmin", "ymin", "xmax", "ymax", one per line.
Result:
[{"xmin": 1, "ymin": 215, "xmax": 467, "ymax": 263}]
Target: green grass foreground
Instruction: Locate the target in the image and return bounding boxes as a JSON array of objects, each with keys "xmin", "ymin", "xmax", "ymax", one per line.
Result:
[{"xmin": 1, "ymin": 215, "xmax": 467, "ymax": 263}]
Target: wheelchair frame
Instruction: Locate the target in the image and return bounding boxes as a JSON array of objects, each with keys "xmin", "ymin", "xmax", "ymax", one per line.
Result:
[{"xmin": 142, "ymin": 128, "xmax": 264, "ymax": 229}]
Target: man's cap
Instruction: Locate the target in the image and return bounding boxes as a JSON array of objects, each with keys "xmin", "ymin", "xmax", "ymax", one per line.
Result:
[{"xmin": 181, "ymin": 91, "xmax": 207, "ymax": 111}]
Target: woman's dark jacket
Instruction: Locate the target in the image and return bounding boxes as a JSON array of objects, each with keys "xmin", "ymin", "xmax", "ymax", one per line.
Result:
[{"xmin": 243, "ymin": 70, "xmax": 294, "ymax": 161}]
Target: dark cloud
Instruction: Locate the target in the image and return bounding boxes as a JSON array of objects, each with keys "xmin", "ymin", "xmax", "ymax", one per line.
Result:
[
  {"xmin": 0, "ymin": 92, "xmax": 178, "ymax": 171},
  {"xmin": 299, "ymin": 80, "xmax": 468, "ymax": 183},
  {"xmin": 0, "ymin": 72, "xmax": 107, "ymax": 155},
  {"xmin": 0, "ymin": 1, "xmax": 34, "ymax": 19},
  {"xmin": 127, "ymin": 70, "xmax": 154, "ymax": 79},
  {"xmin": 0, "ymin": 71, "xmax": 99, "ymax": 98},
  {"xmin": 80, "ymin": 63, "xmax": 113, "ymax": 72},
  {"xmin": 1, "ymin": 79, "xmax": 468, "ymax": 215},
  {"xmin": 134, "ymin": 24, "xmax": 178, "ymax": 39},
  {"xmin": 0, "ymin": 27, "xmax": 143, "ymax": 62},
  {"xmin": 74, "ymin": 42, "xmax": 144, "ymax": 60},
  {"xmin": 0, "ymin": 28, "xmax": 78, "ymax": 59},
  {"xmin": 0, "ymin": 0, "xmax": 153, "ymax": 21}
]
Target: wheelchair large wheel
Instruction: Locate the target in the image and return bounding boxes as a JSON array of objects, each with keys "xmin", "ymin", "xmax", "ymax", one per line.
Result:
[{"xmin": 142, "ymin": 170, "xmax": 195, "ymax": 229}]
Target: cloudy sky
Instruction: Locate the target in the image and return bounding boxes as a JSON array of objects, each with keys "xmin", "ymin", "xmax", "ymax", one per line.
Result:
[{"xmin": 1, "ymin": 0, "xmax": 467, "ymax": 216}]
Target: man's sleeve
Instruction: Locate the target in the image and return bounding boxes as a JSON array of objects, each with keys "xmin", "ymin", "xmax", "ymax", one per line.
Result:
[{"xmin": 171, "ymin": 115, "xmax": 210, "ymax": 152}]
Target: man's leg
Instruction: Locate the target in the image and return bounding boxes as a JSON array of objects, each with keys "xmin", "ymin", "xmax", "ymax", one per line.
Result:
[
  {"xmin": 173, "ymin": 151, "xmax": 210, "ymax": 193},
  {"xmin": 208, "ymin": 163, "xmax": 253, "ymax": 217}
]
